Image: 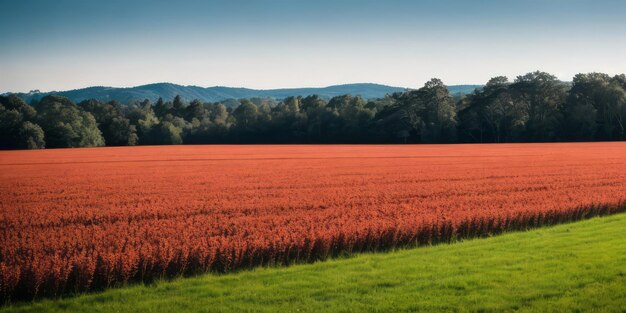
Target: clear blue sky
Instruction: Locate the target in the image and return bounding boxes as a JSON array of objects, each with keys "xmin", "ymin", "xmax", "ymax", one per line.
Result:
[{"xmin": 1, "ymin": 0, "xmax": 625, "ymax": 92}]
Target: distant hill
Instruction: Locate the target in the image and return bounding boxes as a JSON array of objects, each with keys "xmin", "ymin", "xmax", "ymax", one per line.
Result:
[
  {"xmin": 6, "ymin": 83, "xmax": 483, "ymax": 105},
  {"xmin": 447, "ymin": 85, "xmax": 483, "ymax": 96}
]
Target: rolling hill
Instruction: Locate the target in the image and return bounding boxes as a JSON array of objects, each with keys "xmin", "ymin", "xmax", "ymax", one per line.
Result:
[{"xmin": 6, "ymin": 83, "xmax": 482, "ymax": 105}]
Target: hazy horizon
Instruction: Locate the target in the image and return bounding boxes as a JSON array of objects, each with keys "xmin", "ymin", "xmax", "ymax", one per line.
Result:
[
  {"xmin": 2, "ymin": 0, "xmax": 625, "ymax": 93},
  {"xmin": 7, "ymin": 81, "xmax": 482, "ymax": 95}
]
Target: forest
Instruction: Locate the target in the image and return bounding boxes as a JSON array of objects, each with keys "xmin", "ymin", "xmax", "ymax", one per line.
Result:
[{"xmin": 1, "ymin": 71, "xmax": 625, "ymax": 149}]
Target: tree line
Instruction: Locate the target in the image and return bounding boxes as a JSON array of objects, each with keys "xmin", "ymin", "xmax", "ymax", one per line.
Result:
[{"xmin": 1, "ymin": 71, "xmax": 625, "ymax": 149}]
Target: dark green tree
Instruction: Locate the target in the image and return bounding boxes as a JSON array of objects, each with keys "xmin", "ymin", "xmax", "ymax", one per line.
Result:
[
  {"xmin": 457, "ymin": 77, "xmax": 527, "ymax": 143},
  {"xmin": 171, "ymin": 95, "xmax": 186, "ymax": 117},
  {"xmin": 184, "ymin": 99, "xmax": 209, "ymax": 122},
  {"xmin": 153, "ymin": 97, "xmax": 171, "ymax": 118},
  {"xmin": 127, "ymin": 99, "xmax": 159, "ymax": 144},
  {"xmin": 510, "ymin": 71, "xmax": 567, "ymax": 141},
  {"xmin": 0, "ymin": 95, "xmax": 45, "ymax": 149},
  {"xmin": 80, "ymin": 99, "xmax": 138, "ymax": 146},
  {"xmin": 35, "ymin": 95, "xmax": 104, "ymax": 148},
  {"xmin": 18, "ymin": 121, "xmax": 46, "ymax": 149},
  {"xmin": 376, "ymin": 79, "xmax": 456, "ymax": 143},
  {"xmin": 233, "ymin": 100, "xmax": 259, "ymax": 135},
  {"xmin": 153, "ymin": 121, "xmax": 183, "ymax": 144},
  {"xmin": 418, "ymin": 79, "xmax": 457, "ymax": 143}
]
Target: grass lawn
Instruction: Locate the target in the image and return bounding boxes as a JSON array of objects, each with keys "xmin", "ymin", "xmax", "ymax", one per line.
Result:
[{"xmin": 3, "ymin": 213, "xmax": 626, "ymax": 313}]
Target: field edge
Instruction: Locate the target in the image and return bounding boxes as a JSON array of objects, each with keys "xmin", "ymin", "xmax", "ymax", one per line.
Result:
[{"xmin": 2, "ymin": 212, "xmax": 625, "ymax": 312}]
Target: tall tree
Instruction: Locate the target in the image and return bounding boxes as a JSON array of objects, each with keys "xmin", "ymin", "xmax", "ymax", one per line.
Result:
[
  {"xmin": 184, "ymin": 99, "xmax": 209, "ymax": 122},
  {"xmin": 80, "ymin": 99, "xmax": 138, "ymax": 146},
  {"xmin": 0, "ymin": 95, "xmax": 45, "ymax": 149},
  {"xmin": 153, "ymin": 97, "xmax": 171, "ymax": 118},
  {"xmin": 510, "ymin": 71, "xmax": 567, "ymax": 141},
  {"xmin": 378, "ymin": 79, "xmax": 457, "ymax": 143},
  {"xmin": 418, "ymin": 78, "xmax": 457, "ymax": 143},
  {"xmin": 457, "ymin": 77, "xmax": 527, "ymax": 143},
  {"xmin": 171, "ymin": 95, "xmax": 186, "ymax": 117},
  {"xmin": 127, "ymin": 99, "xmax": 159, "ymax": 144},
  {"xmin": 35, "ymin": 95, "xmax": 104, "ymax": 148},
  {"xmin": 18, "ymin": 121, "xmax": 46, "ymax": 149},
  {"xmin": 232, "ymin": 100, "xmax": 259, "ymax": 141}
]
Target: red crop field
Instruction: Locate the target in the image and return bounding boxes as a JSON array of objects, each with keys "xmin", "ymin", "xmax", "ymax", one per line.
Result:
[{"xmin": 1, "ymin": 143, "xmax": 626, "ymax": 300}]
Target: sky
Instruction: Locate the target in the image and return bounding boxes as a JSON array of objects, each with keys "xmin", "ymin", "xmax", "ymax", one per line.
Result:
[{"xmin": 1, "ymin": 0, "xmax": 625, "ymax": 93}]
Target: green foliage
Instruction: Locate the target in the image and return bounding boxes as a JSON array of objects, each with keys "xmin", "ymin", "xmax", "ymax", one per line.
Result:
[
  {"xmin": 459, "ymin": 71, "xmax": 567, "ymax": 143},
  {"xmin": 80, "ymin": 100, "xmax": 138, "ymax": 146},
  {"xmin": 2, "ymin": 71, "xmax": 626, "ymax": 149},
  {"xmin": 127, "ymin": 99, "xmax": 159, "ymax": 144},
  {"xmin": 458, "ymin": 76, "xmax": 527, "ymax": 143},
  {"xmin": 510, "ymin": 71, "xmax": 567, "ymax": 141},
  {"xmin": 153, "ymin": 121, "xmax": 183, "ymax": 145},
  {"xmin": 376, "ymin": 79, "xmax": 457, "ymax": 143},
  {"xmin": 417, "ymin": 78, "xmax": 457, "ymax": 142},
  {"xmin": 565, "ymin": 73, "xmax": 626, "ymax": 140},
  {"xmin": 0, "ymin": 95, "xmax": 45, "ymax": 149},
  {"xmin": 232, "ymin": 100, "xmax": 260, "ymax": 140},
  {"xmin": 35, "ymin": 96, "xmax": 105, "ymax": 148},
  {"xmin": 171, "ymin": 95, "xmax": 185, "ymax": 116},
  {"xmin": 184, "ymin": 100, "xmax": 209, "ymax": 122},
  {"xmin": 153, "ymin": 97, "xmax": 171, "ymax": 118},
  {"xmin": 458, "ymin": 71, "xmax": 625, "ymax": 143},
  {"xmin": 18, "ymin": 122, "xmax": 45, "ymax": 149}
]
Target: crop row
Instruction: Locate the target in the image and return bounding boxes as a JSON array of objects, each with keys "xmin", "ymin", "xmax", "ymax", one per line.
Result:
[{"xmin": 1, "ymin": 143, "xmax": 625, "ymax": 300}]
